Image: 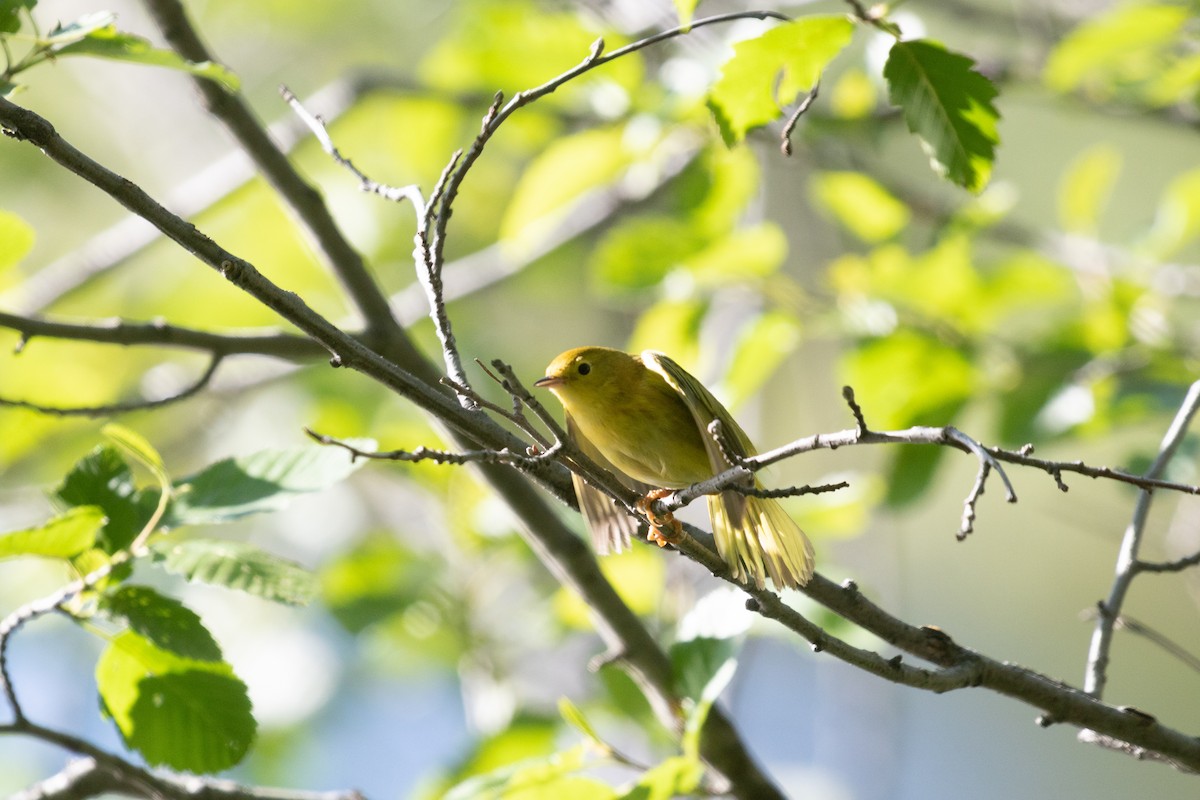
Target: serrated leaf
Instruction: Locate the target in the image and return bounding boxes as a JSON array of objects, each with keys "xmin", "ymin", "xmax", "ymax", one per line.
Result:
[
  {"xmin": 0, "ymin": 210, "xmax": 35, "ymax": 270},
  {"xmin": 884, "ymin": 39, "xmax": 1000, "ymax": 192},
  {"xmin": 96, "ymin": 630, "xmax": 253, "ymax": 773},
  {"xmin": 0, "ymin": 505, "xmax": 103, "ymax": 560},
  {"xmin": 707, "ymin": 15, "xmax": 854, "ymax": 144},
  {"xmin": 100, "ymin": 585, "xmax": 222, "ymax": 662},
  {"xmin": 151, "ymin": 539, "xmax": 316, "ymax": 605},
  {"xmin": 169, "ymin": 440, "xmax": 372, "ymax": 525},
  {"xmin": 56, "ymin": 446, "xmax": 157, "ymax": 554},
  {"xmin": 53, "ymin": 26, "xmax": 239, "ymax": 92}
]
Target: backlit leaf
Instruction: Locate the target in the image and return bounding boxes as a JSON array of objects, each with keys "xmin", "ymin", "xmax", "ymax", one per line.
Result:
[
  {"xmin": 718, "ymin": 310, "xmax": 802, "ymax": 410},
  {"xmin": 810, "ymin": 171, "xmax": 911, "ymax": 242},
  {"xmin": 0, "ymin": 505, "xmax": 103, "ymax": 560},
  {"xmin": 707, "ymin": 16, "xmax": 854, "ymax": 144},
  {"xmin": 0, "ymin": 210, "xmax": 35, "ymax": 270},
  {"xmin": 1057, "ymin": 145, "xmax": 1121, "ymax": 234},
  {"xmin": 54, "ymin": 26, "xmax": 239, "ymax": 91},
  {"xmin": 96, "ymin": 630, "xmax": 253, "ymax": 773},
  {"xmin": 55, "ymin": 446, "xmax": 157, "ymax": 554}
]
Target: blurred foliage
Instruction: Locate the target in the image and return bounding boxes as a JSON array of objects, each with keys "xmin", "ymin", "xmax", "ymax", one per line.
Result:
[{"xmin": 2, "ymin": 0, "xmax": 1200, "ymax": 797}]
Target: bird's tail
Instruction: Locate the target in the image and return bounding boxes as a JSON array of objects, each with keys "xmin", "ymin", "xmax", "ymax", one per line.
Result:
[{"xmin": 708, "ymin": 492, "xmax": 814, "ymax": 590}]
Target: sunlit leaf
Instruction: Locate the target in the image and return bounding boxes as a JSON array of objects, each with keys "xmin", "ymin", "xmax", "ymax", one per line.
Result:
[
  {"xmin": 589, "ymin": 215, "xmax": 707, "ymax": 292},
  {"xmin": 150, "ymin": 539, "xmax": 317, "ymax": 605},
  {"xmin": 718, "ymin": 310, "xmax": 802, "ymax": 410},
  {"xmin": 810, "ymin": 171, "xmax": 910, "ymax": 242},
  {"xmin": 884, "ymin": 39, "xmax": 1000, "ymax": 192},
  {"xmin": 169, "ymin": 440, "xmax": 373, "ymax": 525},
  {"xmin": 501, "ymin": 126, "xmax": 637, "ymax": 252},
  {"xmin": 558, "ymin": 697, "xmax": 603, "ymax": 745},
  {"xmin": 619, "ymin": 756, "xmax": 704, "ymax": 800},
  {"xmin": 443, "ymin": 744, "xmax": 612, "ymax": 800},
  {"xmin": 96, "ymin": 630, "xmax": 253, "ymax": 773},
  {"xmin": 53, "ymin": 26, "xmax": 239, "ymax": 91},
  {"xmin": 682, "ymin": 222, "xmax": 788, "ymax": 285},
  {"xmin": 1141, "ymin": 167, "xmax": 1200, "ymax": 259},
  {"xmin": 1044, "ymin": 4, "xmax": 1188, "ymax": 99},
  {"xmin": 1057, "ymin": 145, "xmax": 1122, "ymax": 234},
  {"xmin": 0, "ymin": 505, "xmax": 103, "ymax": 560},
  {"xmin": 829, "ymin": 67, "xmax": 878, "ymax": 119},
  {"xmin": 102, "ymin": 423, "xmax": 166, "ymax": 480},
  {"xmin": 554, "ymin": 545, "xmax": 663, "ymax": 629},
  {"xmin": 673, "ymin": 0, "xmax": 699, "ymax": 28},
  {"xmin": 0, "ymin": 210, "xmax": 35, "ymax": 270},
  {"xmin": 707, "ymin": 16, "xmax": 855, "ymax": 144},
  {"xmin": 319, "ymin": 533, "xmax": 444, "ymax": 633},
  {"xmin": 100, "ymin": 585, "xmax": 223, "ymax": 662},
  {"xmin": 841, "ymin": 331, "xmax": 976, "ymax": 430},
  {"xmin": 626, "ymin": 299, "xmax": 706, "ymax": 367}
]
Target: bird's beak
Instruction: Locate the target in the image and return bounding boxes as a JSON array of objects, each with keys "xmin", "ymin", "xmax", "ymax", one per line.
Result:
[{"xmin": 533, "ymin": 375, "xmax": 563, "ymax": 388}]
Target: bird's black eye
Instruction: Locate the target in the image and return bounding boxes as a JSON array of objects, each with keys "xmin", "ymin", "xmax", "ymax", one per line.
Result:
[{"xmin": 577, "ymin": 362, "xmax": 591, "ymax": 376}]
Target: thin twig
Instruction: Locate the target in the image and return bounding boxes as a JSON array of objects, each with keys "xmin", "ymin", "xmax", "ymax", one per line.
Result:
[
  {"xmin": 780, "ymin": 81, "xmax": 819, "ymax": 156},
  {"xmin": 0, "ymin": 354, "xmax": 222, "ymax": 417},
  {"xmin": 1084, "ymin": 380, "xmax": 1200, "ymax": 699},
  {"xmin": 280, "ymin": 84, "xmax": 424, "ymax": 206}
]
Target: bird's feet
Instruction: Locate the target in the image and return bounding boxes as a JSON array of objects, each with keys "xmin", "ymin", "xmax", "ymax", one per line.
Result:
[{"xmin": 636, "ymin": 489, "xmax": 682, "ymax": 548}]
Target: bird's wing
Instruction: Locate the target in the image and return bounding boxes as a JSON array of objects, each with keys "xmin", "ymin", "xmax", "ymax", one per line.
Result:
[
  {"xmin": 640, "ymin": 350, "xmax": 758, "ymax": 468},
  {"xmin": 565, "ymin": 412, "xmax": 647, "ymax": 555}
]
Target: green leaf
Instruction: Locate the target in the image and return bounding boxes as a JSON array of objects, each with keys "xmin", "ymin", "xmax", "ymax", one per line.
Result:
[
  {"xmin": 673, "ymin": 0, "xmax": 699, "ymax": 28},
  {"xmin": 557, "ymin": 697, "xmax": 603, "ymax": 745},
  {"xmin": 53, "ymin": 26, "xmax": 239, "ymax": 92},
  {"xmin": 589, "ymin": 216, "xmax": 707, "ymax": 293},
  {"xmin": 102, "ymin": 423, "xmax": 167, "ymax": 480},
  {"xmin": 618, "ymin": 755, "xmax": 704, "ymax": 800},
  {"xmin": 100, "ymin": 585, "xmax": 223, "ymax": 662},
  {"xmin": 444, "ymin": 745, "xmax": 613, "ymax": 800},
  {"xmin": 169, "ymin": 440, "xmax": 373, "ymax": 525},
  {"xmin": 96, "ymin": 630, "xmax": 254, "ymax": 773},
  {"xmin": 707, "ymin": 15, "xmax": 855, "ymax": 144},
  {"xmin": 1141, "ymin": 167, "xmax": 1200, "ymax": 259},
  {"xmin": 840, "ymin": 331, "xmax": 976, "ymax": 430},
  {"xmin": 717, "ymin": 310, "xmax": 802, "ymax": 411},
  {"xmin": 501, "ymin": 126, "xmax": 637, "ymax": 251},
  {"xmin": 1057, "ymin": 145, "xmax": 1121, "ymax": 234},
  {"xmin": 810, "ymin": 171, "xmax": 911, "ymax": 242},
  {"xmin": 883, "ymin": 443, "xmax": 947, "ymax": 507},
  {"xmin": 0, "ymin": 210, "xmax": 35, "ymax": 270},
  {"xmin": 883, "ymin": 39, "xmax": 1000, "ymax": 192},
  {"xmin": 0, "ymin": 0, "xmax": 35, "ymax": 35},
  {"xmin": 1044, "ymin": 4, "xmax": 1188, "ymax": 97},
  {"xmin": 670, "ymin": 636, "xmax": 739, "ymax": 705},
  {"xmin": 55, "ymin": 445, "xmax": 157, "ymax": 554},
  {"xmin": 0, "ymin": 505, "xmax": 103, "ymax": 560},
  {"xmin": 626, "ymin": 299, "xmax": 706, "ymax": 367},
  {"xmin": 150, "ymin": 538, "xmax": 317, "ymax": 605},
  {"xmin": 319, "ymin": 533, "xmax": 445, "ymax": 634},
  {"xmin": 681, "ymin": 222, "xmax": 788, "ymax": 285}
]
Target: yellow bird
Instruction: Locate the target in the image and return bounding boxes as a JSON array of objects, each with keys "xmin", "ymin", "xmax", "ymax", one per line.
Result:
[{"xmin": 535, "ymin": 346, "xmax": 814, "ymax": 590}]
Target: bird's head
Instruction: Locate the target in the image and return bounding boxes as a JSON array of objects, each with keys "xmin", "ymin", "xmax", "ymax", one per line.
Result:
[{"xmin": 534, "ymin": 346, "xmax": 635, "ymax": 410}]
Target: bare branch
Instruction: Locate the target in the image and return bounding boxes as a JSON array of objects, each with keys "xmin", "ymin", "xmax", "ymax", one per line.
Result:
[
  {"xmin": 1084, "ymin": 379, "xmax": 1200, "ymax": 699},
  {"xmin": 279, "ymin": 84, "xmax": 424, "ymax": 207},
  {"xmin": 780, "ymin": 81, "xmax": 819, "ymax": 156},
  {"xmin": 0, "ymin": 354, "xmax": 222, "ymax": 417}
]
